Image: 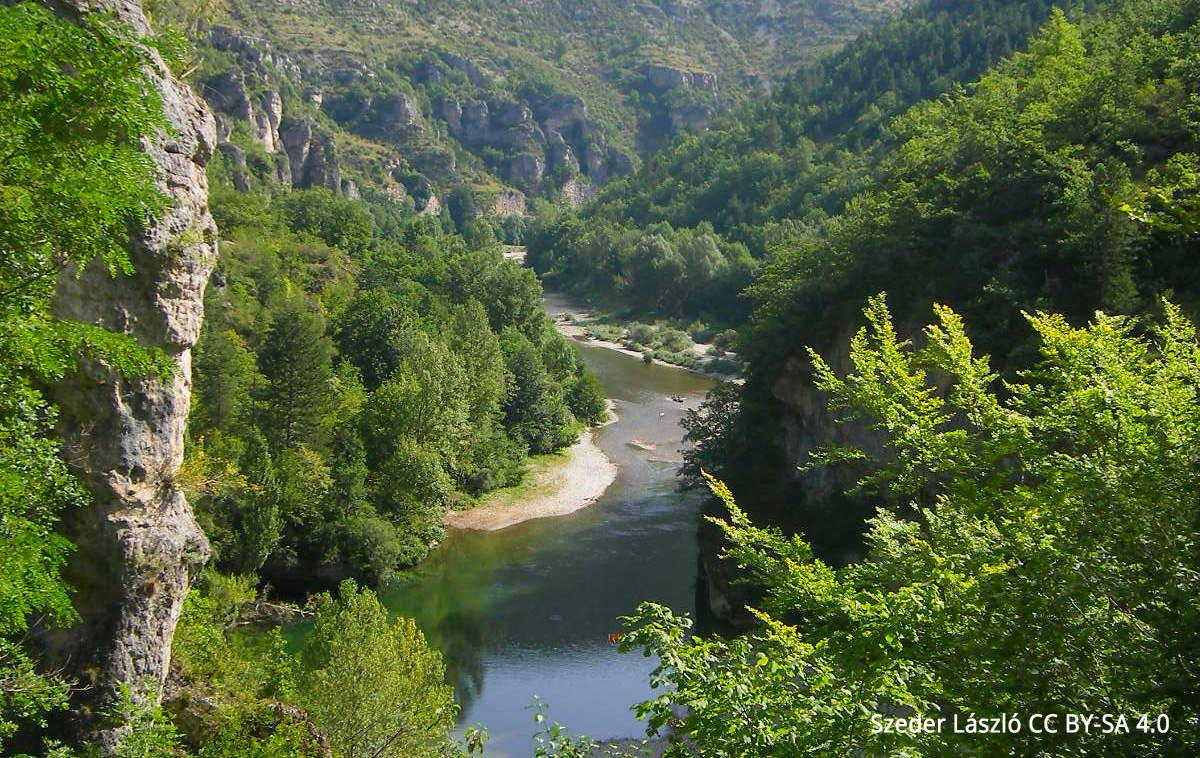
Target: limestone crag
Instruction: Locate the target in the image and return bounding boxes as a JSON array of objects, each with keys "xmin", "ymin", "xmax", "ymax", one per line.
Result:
[
  {"xmin": 560, "ymin": 176, "xmax": 599, "ymax": 208},
  {"xmin": 375, "ymin": 92, "xmax": 421, "ymax": 133},
  {"xmin": 491, "ymin": 188, "xmax": 527, "ymax": 216},
  {"xmin": 669, "ymin": 104, "xmax": 714, "ymax": 134},
  {"xmin": 436, "ymin": 89, "xmax": 632, "ymax": 187},
  {"xmin": 43, "ymin": 0, "xmax": 216, "ymax": 747},
  {"xmin": 698, "ymin": 316, "xmax": 898, "ymax": 626},
  {"xmin": 280, "ymin": 117, "xmax": 342, "ymax": 192},
  {"xmin": 508, "ymin": 152, "xmax": 545, "ymax": 183},
  {"xmin": 643, "ymin": 63, "xmax": 718, "ymax": 92}
]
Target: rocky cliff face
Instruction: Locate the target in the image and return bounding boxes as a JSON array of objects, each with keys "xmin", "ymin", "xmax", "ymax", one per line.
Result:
[{"xmin": 43, "ymin": 0, "xmax": 216, "ymax": 747}]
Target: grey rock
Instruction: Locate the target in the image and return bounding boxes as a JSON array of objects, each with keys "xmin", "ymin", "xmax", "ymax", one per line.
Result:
[
  {"xmin": 280, "ymin": 116, "xmax": 313, "ymax": 184},
  {"xmin": 217, "ymin": 143, "xmax": 251, "ymax": 191},
  {"xmin": 203, "ymin": 70, "xmax": 252, "ymax": 121},
  {"xmin": 304, "ymin": 131, "xmax": 340, "ymax": 192},
  {"xmin": 42, "ymin": 0, "xmax": 216, "ymax": 749},
  {"xmin": 669, "ymin": 104, "xmax": 714, "ymax": 135},
  {"xmin": 205, "ymin": 25, "xmax": 299, "ymax": 80},
  {"xmin": 414, "ymin": 59, "xmax": 444, "ymax": 85},
  {"xmin": 508, "ymin": 152, "xmax": 545, "ymax": 183},
  {"xmin": 492, "ymin": 188, "xmax": 527, "ymax": 216},
  {"xmin": 376, "ymin": 93, "xmax": 420, "ymax": 130},
  {"xmin": 303, "ymin": 86, "xmax": 323, "ymax": 107},
  {"xmin": 492, "ymin": 98, "xmax": 533, "ymax": 128},
  {"xmin": 340, "ymin": 178, "xmax": 360, "ymax": 199},
  {"xmin": 581, "ymin": 139, "xmax": 607, "ymax": 181},
  {"xmin": 398, "ymin": 172, "xmax": 433, "ymax": 205},
  {"xmin": 605, "ymin": 147, "xmax": 634, "ymax": 178},
  {"xmin": 436, "ymin": 96, "xmax": 462, "ymax": 135},
  {"xmin": 279, "ymin": 117, "xmax": 341, "ymax": 192},
  {"xmin": 213, "ymin": 113, "xmax": 232, "ymax": 142},
  {"xmin": 547, "ymin": 130, "xmax": 579, "ymax": 175},
  {"xmin": 643, "ymin": 63, "xmax": 717, "ymax": 92},
  {"xmin": 411, "ymin": 150, "xmax": 456, "ymax": 180},
  {"xmin": 461, "ymin": 99, "xmax": 490, "ymax": 140},
  {"xmin": 561, "ymin": 176, "xmax": 599, "ymax": 208},
  {"xmin": 420, "ymin": 191, "xmax": 442, "ymax": 216},
  {"xmin": 262, "ymin": 90, "xmax": 283, "ymax": 131},
  {"xmin": 537, "ymin": 93, "xmax": 587, "ymax": 135},
  {"xmin": 251, "ymin": 105, "xmax": 276, "ymax": 153},
  {"xmin": 439, "ymin": 51, "xmax": 483, "ymax": 84},
  {"xmin": 383, "ymin": 182, "xmax": 408, "ymax": 205},
  {"xmin": 273, "ymin": 152, "xmax": 292, "ymax": 186}
]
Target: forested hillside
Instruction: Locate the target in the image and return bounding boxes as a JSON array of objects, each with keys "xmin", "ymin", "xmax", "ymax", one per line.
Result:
[
  {"xmin": 189, "ymin": 181, "xmax": 607, "ymax": 593},
  {"xmin": 527, "ymin": 0, "xmax": 1092, "ymax": 320},
  {"xmin": 171, "ymin": 0, "xmax": 911, "ymax": 239},
  {"xmin": 681, "ymin": 0, "xmax": 1200, "ymax": 568},
  {"xmin": 527, "ymin": 0, "xmax": 1200, "ymax": 563}
]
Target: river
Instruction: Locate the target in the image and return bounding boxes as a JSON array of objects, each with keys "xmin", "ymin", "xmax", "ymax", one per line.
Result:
[{"xmin": 379, "ymin": 295, "xmax": 714, "ymax": 756}]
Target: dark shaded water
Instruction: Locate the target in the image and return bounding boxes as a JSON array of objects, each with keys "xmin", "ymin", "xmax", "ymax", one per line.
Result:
[{"xmin": 382, "ymin": 299, "xmax": 713, "ymax": 756}]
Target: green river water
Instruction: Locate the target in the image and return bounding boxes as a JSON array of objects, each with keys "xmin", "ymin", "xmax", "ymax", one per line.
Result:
[{"xmin": 380, "ymin": 294, "xmax": 714, "ymax": 755}]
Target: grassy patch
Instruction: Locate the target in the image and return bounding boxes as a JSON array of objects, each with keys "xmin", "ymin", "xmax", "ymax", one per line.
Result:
[{"xmin": 461, "ymin": 448, "xmax": 574, "ymax": 512}]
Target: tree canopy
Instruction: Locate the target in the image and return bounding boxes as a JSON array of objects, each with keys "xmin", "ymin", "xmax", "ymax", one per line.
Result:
[{"xmin": 621, "ymin": 296, "xmax": 1200, "ymax": 756}]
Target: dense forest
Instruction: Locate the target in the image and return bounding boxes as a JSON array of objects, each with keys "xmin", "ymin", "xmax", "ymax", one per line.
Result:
[
  {"xmin": 3, "ymin": 0, "xmax": 1200, "ymax": 755},
  {"xmin": 189, "ymin": 180, "xmax": 606, "ymax": 592},
  {"xmin": 526, "ymin": 0, "xmax": 1096, "ymax": 318}
]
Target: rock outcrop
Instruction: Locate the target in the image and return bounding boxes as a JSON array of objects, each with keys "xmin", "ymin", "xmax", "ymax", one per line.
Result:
[
  {"xmin": 375, "ymin": 92, "xmax": 421, "ymax": 133},
  {"xmin": 435, "ymin": 89, "xmax": 631, "ymax": 188},
  {"xmin": 203, "ymin": 71, "xmax": 283, "ymax": 154},
  {"xmin": 643, "ymin": 63, "xmax": 717, "ymax": 92},
  {"xmin": 669, "ymin": 104, "xmax": 714, "ymax": 134},
  {"xmin": 42, "ymin": 0, "xmax": 217, "ymax": 748},
  {"xmin": 280, "ymin": 117, "xmax": 342, "ymax": 192},
  {"xmin": 491, "ymin": 188, "xmax": 527, "ymax": 216},
  {"xmin": 560, "ymin": 176, "xmax": 599, "ymax": 208},
  {"xmin": 508, "ymin": 152, "xmax": 545, "ymax": 183}
]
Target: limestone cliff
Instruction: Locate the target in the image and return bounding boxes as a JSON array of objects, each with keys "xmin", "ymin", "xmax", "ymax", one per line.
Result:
[{"xmin": 42, "ymin": 0, "xmax": 216, "ymax": 746}]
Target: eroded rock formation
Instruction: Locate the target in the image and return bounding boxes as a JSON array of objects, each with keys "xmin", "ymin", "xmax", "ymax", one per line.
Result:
[{"xmin": 42, "ymin": 0, "xmax": 216, "ymax": 748}]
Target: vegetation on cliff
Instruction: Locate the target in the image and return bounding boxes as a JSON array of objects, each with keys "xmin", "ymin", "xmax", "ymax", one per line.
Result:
[{"xmin": 0, "ymin": 3, "xmax": 178, "ymax": 750}]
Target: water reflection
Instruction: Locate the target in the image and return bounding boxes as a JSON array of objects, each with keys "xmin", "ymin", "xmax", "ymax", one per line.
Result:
[{"xmin": 382, "ymin": 339, "xmax": 714, "ymax": 754}]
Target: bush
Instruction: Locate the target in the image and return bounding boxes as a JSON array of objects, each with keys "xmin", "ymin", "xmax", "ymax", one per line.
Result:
[{"xmin": 301, "ymin": 581, "xmax": 457, "ymax": 758}]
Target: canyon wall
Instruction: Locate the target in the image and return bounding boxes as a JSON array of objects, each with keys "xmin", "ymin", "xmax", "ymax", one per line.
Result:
[{"xmin": 43, "ymin": 0, "xmax": 216, "ymax": 747}]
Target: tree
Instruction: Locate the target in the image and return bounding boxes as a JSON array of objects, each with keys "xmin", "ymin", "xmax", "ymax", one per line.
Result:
[
  {"xmin": 278, "ymin": 189, "xmax": 376, "ymax": 255},
  {"xmin": 192, "ymin": 326, "xmax": 261, "ymax": 435},
  {"xmin": 257, "ymin": 298, "xmax": 334, "ymax": 451},
  {"xmin": 334, "ymin": 288, "xmax": 416, "ymax": 391},
  {"xmin": 566, "ymin": 368, "xmax": 607, "ymax": 425},
  {"xmin": 301, "ymin": 581, "xmax": 457, "ymax": 758},
  {"xmin": 500, "ymin": 329, "xmax": 577, "ymax": 454},
  {"xmin": 621, "ymin": 296, "xmax": 1200, "ymax": 757}
]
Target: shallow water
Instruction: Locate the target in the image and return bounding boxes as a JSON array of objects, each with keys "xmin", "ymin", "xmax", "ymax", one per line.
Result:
[{"xmin": 382, "ymin": 300, "xmax": 713, "ymax": 756}]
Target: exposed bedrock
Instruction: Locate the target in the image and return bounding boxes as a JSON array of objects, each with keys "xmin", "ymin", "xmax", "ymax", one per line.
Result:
[{"xmin": 41, "ymin": 0, "xmax": 217, "ymax": 749}]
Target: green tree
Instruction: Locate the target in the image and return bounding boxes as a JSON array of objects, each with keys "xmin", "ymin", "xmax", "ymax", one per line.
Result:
[
  {"xmin": 257, "ymin": 298, "xmax": 334, "ymax": 451},
  {"xmin": 621, "ymin": 296, "xmax": 1200, "ymax": 756},
  {"xmin": 301, "ymin": 581, "xmax": 457, "ymax": 758},
  {"xmin": 500, "ymin": 329, "xmax": 577, "ymax": 454},
  {"xmin": 279, "ymin": 188, "xmax": 376, "ymax": 256},
  {"xmin": 334, "ymin": 288, "xmax": 417, "ymax": 392},
  {"xmin": 192, "ymin": 326, "xmax": 261, "ymax": 435}
]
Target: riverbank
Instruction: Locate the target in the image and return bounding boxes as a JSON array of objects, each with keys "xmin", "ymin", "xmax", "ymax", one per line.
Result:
[
  {"xmin": 543, "ymin": 293, "xmax": 741, "ymax": 381},
  {"xmin": 444, "ymin": 427, "xmax": 617, "ymax": 531}
]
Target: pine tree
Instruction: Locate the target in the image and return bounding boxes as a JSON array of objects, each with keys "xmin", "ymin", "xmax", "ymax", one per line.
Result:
[{"xmin": 257, "ymin": 298, "xmax": 334, "ymax": 452}]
